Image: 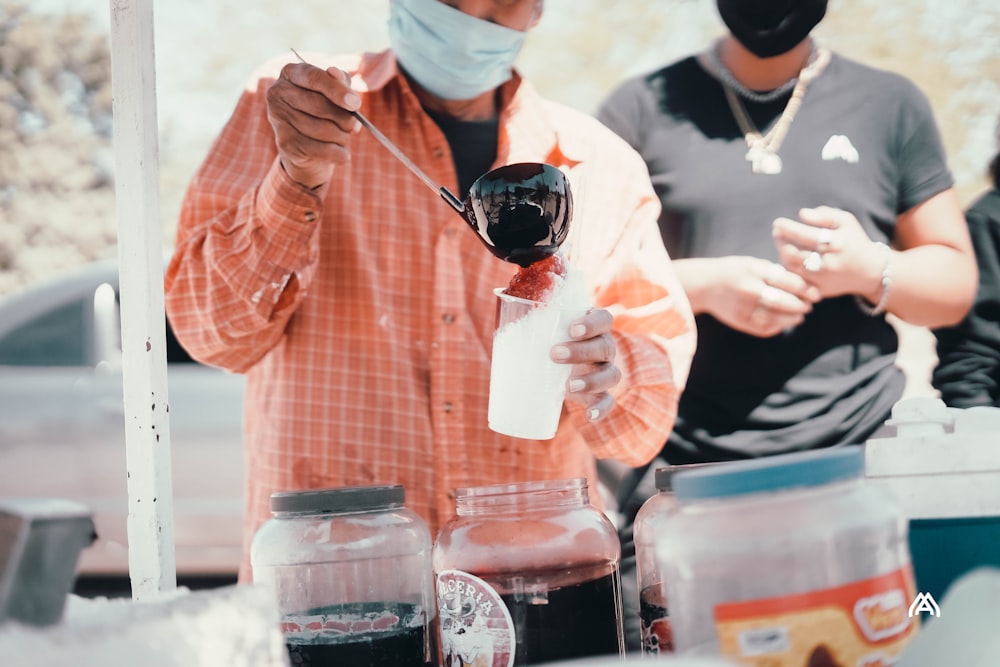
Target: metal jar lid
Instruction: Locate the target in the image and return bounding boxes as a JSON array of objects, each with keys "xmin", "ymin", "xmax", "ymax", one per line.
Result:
[{"xmin": 269, "ymin": 484, "xmax": 405, "ymax": 514}]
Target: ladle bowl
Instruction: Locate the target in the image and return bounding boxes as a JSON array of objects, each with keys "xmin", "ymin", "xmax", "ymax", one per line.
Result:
[
  {"xmin": 288, "ymin": 52, "xmax": 571, "ymax": 268},
  {"xmin": 463, "ymin": 162, "xmax": 573, "ymax": 268}
]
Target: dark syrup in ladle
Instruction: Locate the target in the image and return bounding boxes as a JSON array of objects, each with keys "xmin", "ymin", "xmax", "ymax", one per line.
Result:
[
  {"xmin": 383, "ymin": 148, "xmax": 572, "ymax": 268},
  {"xmin": 462, "ymin": 162, "xmax": 572, "ymax": 267},
  {"xmin": 291, "ymin": 49, "xmax": 571, "ymax": 267},
  {"xmin": 363, "ymin": 138, "xmax": 572, "ymax": 267}
]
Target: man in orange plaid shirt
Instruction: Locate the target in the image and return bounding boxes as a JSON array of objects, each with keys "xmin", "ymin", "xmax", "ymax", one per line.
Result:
[{"xmin": 164, "ymin": 0, "xmax": 696, "ymax": 582}]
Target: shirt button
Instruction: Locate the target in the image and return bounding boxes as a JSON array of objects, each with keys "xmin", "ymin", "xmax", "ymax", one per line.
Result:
[
  {"xmin": 447, "ymin": 491, "xmax": 456, "ymax": 500},
  {"xmin": 433, "ymin": 147, "xmax": 444, "ymax": 159},
  {"xmin": 445, "ymin": 227, "xmax": 457, "ymax": 238},
  {"xmin": 304, "ymin": 211, "xmax": 317, "ymax": 222},
  {"xmin": 443, "ymin": 402, "xmax": 454, "ymax": 413},
  {"xmin": 442, "ymin": 312, "xmax": 455, "ymax": 324}
]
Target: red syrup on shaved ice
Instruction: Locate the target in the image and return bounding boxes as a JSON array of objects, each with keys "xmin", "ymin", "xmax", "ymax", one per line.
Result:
[{"xmin": 504, "ymin": 254, "xmax": 569, "ymax": 303}]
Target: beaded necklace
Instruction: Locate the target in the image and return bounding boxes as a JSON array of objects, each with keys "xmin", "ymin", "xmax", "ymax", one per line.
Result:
[{"xmin": 711, "ymin": 43, "xmax": 831, "ymax": 175}]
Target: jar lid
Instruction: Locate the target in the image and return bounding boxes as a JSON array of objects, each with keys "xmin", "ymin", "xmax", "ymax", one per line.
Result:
[
  {"xmin": 270, "ymin": 484, "xmax": 405, "ymax": 514},
  {"xmin": 653, "ymin": 463, "xmax": 718, "ymax": 492},
  {"xmin": 671, "ymin": 447, "xmax": 863, "ymax": 501}
]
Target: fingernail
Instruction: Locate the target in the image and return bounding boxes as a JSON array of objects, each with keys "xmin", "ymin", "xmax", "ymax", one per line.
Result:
[
  {"xmin": 569, "ymin": 324, "xmax": 586, "ymax": 338},
  {"xmin": 568, "ymin": 379, "xmax": 585, "ymax": 393},
  {"xmin": 588, "ymin": 408, "xmax": 600, "ymax": 421},
  {"xmin": 344, "ymin": 92, "xmax": 361, "ymax": 111},
  {"xmin": 552, "ymin": 345, "xmax": 570, "ymax": 360}
]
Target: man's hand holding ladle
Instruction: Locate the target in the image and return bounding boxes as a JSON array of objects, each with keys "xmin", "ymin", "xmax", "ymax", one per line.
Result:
[{"xmin": 266, "ymin": 59, "xmax": 362, "ymax": 190}]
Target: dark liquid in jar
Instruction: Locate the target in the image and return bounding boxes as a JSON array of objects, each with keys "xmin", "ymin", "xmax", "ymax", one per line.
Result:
[
  {"xmin": 284, "ymin": 602, "xmax": 430, "ymax": 667},
  {"xmin": 287, "ymin": 626, "xmax": 429, "ymax": 666},
  {"xmin": 498, "ymin": 572, "xmax": 622, "ymax": 665},
  {"xmin": 639, "ymin": 584, "xmax": 673, "ymax": 654}
]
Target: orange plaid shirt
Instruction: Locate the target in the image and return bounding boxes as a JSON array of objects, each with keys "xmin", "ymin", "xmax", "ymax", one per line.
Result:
[{"xmin": 164, "ymin": 50, "xmax": 695, "ymax": 579}]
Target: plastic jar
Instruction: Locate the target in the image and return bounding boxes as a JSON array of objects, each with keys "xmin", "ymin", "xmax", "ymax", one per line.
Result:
[
  {"xmin": 633, "ymin": 463, "xmax": 715, "ymax": 655},
  {"xmin": 658, "ymin": 447, "xmax": 918, "ymax": 665},
  {"xmin": 433, "ymin": 478, "xmax": 625, "ymax": 666},
  {"xmin": 250, "ymin": 484, "xmax": 436, "ymax": 667}
]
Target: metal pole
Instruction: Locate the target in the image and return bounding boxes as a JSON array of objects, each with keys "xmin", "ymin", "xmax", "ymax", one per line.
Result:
[{"xmin": 108, "ymin": 0, "xmax": 177, "ymax": 598}]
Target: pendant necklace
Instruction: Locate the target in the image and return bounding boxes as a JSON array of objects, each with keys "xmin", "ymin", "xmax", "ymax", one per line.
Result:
[{"xmin": 711, "ymin": 41, "xmax": 831, "ymax": 175}]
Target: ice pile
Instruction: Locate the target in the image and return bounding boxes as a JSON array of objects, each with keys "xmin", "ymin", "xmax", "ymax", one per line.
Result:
[{"xmin": 0, "ymin": 584, "xmax": 290, "ymax": 667}]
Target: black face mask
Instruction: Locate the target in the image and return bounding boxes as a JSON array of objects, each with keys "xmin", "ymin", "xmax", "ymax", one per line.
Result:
[{"xmin": 717, "ymin": 0, "xmax": 828, "ymax": 58}]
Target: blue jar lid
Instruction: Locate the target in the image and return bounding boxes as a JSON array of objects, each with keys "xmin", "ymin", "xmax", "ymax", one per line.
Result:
[{"xmin": 671, "ymin": 446, "xmax": 864, "ymax": 501}]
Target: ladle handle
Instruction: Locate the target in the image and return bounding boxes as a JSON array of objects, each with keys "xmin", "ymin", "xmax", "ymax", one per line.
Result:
[
  {"xmin": 352, "ymin": 111, "xmax": 465, "ymax": 214},
  {"xmin": 289, "ymin": 49, "xmax": 465, "ymax": 215}
]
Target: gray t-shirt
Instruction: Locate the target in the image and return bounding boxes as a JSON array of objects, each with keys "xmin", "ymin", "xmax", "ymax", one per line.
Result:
[{"xmin": 598, "ymin": 52, "xmax": 953, "ymax": 462}]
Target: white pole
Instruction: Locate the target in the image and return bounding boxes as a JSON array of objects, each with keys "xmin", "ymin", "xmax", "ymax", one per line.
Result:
[{"xmin": 108, "ymin": 0, "xmax": 177, "ymax": 598}]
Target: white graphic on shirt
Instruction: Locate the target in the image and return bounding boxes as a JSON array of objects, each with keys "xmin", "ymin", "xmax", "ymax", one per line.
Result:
[{"xmin": 821, "ymin": 135, "xmax": 860, "ymax": 163}]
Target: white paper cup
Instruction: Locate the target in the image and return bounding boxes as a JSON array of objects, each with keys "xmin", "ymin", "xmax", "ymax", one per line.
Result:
[{"xmin": 488, "ymin": 287, "xmax": 589, "ymax": 440}]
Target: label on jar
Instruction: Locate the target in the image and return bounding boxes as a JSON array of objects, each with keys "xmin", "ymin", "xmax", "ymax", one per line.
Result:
[
  {"xmin": 713, "ymin": 566, "xmax": 918, "ymax": 667},
  {"xmin": 436, "ymin": 569, "xmax": 516, "ymax": 667},
  {"xmin": 639, "ymin": 583, "xmax": 673, "ymax": 655}
]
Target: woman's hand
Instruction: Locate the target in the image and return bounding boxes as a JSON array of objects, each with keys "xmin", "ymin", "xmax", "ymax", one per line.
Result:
[{"xmin": 552, "ymin": 309, "xmax": 621, "ymax": 422}]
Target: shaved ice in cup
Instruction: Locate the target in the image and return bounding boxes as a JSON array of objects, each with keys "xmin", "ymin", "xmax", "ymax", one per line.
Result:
[{"xmin": 488, "ymin": 254, "xmax": 591, "ymax": 440}]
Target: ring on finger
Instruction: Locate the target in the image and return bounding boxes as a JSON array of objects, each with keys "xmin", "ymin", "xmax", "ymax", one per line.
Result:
[
  {"xmin": 817, "ymin": 228, "xmax": 833, "ymax": 253},
  {"xmin": 759, "ymin": 285, "xmax": 781, "ymax": 308},
  {"xmin": 803, "ymin": 251, "xmax": 824, "ymax": 273}
]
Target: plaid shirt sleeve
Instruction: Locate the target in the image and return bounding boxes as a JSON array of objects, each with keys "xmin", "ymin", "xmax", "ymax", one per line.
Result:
[
  {"xmin": 164, "ymin": 73, "xmax": 326, "ymax": 374},
  {"xmin": 553, "ymin": 122, "xmax": 696, "ymax": 465}
]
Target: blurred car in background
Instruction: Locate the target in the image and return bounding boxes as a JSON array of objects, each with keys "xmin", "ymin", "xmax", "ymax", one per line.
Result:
[{"xmin": 0, "ymin": 258, "xmax": 244, "ymax": 577}]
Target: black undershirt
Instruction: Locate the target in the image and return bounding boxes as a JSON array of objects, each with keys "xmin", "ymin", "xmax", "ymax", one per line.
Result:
[{"xmin": 425, "ymin": 108, "xmax": 499, "ymax": 198}]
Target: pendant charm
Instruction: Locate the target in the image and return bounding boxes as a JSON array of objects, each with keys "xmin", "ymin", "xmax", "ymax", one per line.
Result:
[
  {"xmin": 746, "ymin": 146, "xmax": 782, "ymax": 175},
  {"xmin": 758, "ymin": 151, "xmax": 782, "ymax": 174}
]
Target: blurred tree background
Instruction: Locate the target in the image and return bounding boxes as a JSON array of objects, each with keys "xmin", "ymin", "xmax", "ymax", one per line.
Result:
[
  {"xmin": 1, "ymin": 0, "xmax": 998, "ymax": 304},
  {"xmin": 0, "ymin": 3, "xmax": 114, "ymax": 294}
]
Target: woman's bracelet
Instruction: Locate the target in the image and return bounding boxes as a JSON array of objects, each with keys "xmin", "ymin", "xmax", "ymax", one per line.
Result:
[{"xmin": 854, "ymin": 241, "xmax": 892, "ymax": 316}]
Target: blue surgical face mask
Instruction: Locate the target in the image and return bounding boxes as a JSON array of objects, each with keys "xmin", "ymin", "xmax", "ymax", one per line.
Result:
[{"xmin": 388, "ymin": 0, "xmax": 529, "ymax": 101}]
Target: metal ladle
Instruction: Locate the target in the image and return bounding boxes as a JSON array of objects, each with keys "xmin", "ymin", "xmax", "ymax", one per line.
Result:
[{"xmin": 291, "ymin": 50, "xmax": 572, "ymax": 268}]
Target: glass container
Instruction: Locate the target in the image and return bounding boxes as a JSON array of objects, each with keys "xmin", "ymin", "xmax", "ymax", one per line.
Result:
[
  {"xmin": 433, "ymin": 478, "xmax": 625, "ymax": 667},
  {"xmin": 251, "ymin": 484, "xmax": 435, "ymax": 667}
]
